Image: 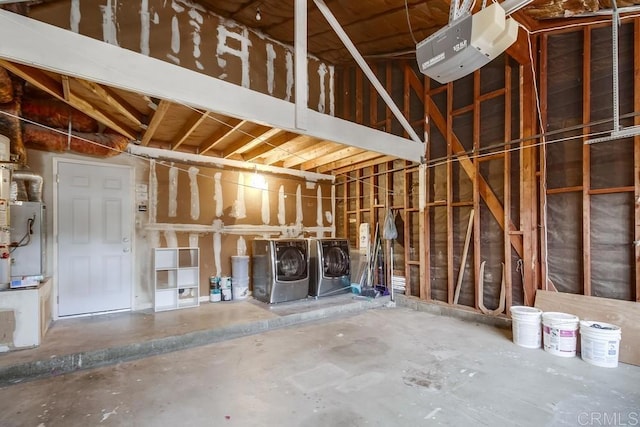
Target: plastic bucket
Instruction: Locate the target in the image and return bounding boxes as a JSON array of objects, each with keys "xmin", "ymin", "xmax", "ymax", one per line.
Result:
[
  {"xmin": 580, "ymin": 321, "xmax": 622, "ymax": 368},
  {"xmin": 510, "ymin": 306, "xmax": 543, "ymax": 349},
  {"xmin": 219, "ymin": 276, "xmax": 232, "ymax": 289},
  {"xmin": 542, "ymin": 312, "xmax": 579, "ymax": 357},
  {"xmin": 209, "ymin": 288, "xmax": 221, "ymax": 302},
  {"xmin": 231, "ymin": 256, "xmax": 250, "ymax": 280},
  {"xmin": 232, "ymin": 277, "xmax": 250, "ymax": 300}
]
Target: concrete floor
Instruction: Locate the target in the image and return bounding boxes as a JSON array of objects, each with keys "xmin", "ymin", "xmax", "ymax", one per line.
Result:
[{"xmin": 0, "ymin": 305, "xmax": 638, "ymax": 426}]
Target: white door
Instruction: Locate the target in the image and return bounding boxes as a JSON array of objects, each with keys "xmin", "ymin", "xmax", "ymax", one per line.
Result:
[{"xmin": 57, "ymin": 161, "xmax": 133, "ymax": 316}]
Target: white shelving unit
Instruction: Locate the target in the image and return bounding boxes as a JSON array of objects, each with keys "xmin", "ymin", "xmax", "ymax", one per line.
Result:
[{"xmin": 154, "ymin": 247, "xmax": 200, "ymax": 312}]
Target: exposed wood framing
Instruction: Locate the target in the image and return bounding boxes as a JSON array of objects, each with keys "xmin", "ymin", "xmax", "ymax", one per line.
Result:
[
  {"xmin": 504, "ymin": 60, "xmax": 514, "ymax": 311},
  {"xmin": 422, "ymin": 76, "xmax": 431, "ymax": 301},
  {"xmin": 198, "ymin": 118, "xmax": 245, "ymax": 155},
  {"xmin": 472, "ymin": 72, "xmax": 481, "ymax": 310},
  {"xmin": 317, "ymin": 151, "xmax": 383, "ymax": 173},
  {"xmin": 222, "ymin": 125, "xmax": 271, "ymax": 158},
  {"xmin": 427, "ymin": 97, "xmax": 524, "ymax": 258},
  {"xmin": 446, "ymin": 83, "xmax": 455, "ymax": 305},
  {"xmin": 75, "ymin": 78, "xmax": 146, "ymax": 128},
  {"xmin": 522, "ymin": 34, "xmax": 539, "ymax": 306},
  {"xmin": 243, "ymin": 131, "xmax": 301, "ymax": 162},
  {"xmin": 141, "ymin": 99, "xmax": 170, "ymax": 146},
  {"xmin": 172, "ymin": 110, "xmax": 210, "ymax": 151},
  {"xmin": 582, "ymin": 27, "xmax": 592, "ymax": 296},
  {"xmin": 635, "ymin": 17, "xmax": 640, "ymax": 302},
  {"xmin": 0, "ymin": 60, "xmax": 138, "ymax": 140}
]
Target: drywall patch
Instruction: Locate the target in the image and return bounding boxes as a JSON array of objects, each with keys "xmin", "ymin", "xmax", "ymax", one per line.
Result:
[
  {"xmin": 140, "ymin": 0, "xmax": 150, "ymax": 55},
  {"xmin": 213, "ymin": 232, "xmax": 221, "ymax": 275},
  {"xmin": 317, "ymin": 63, "xmax": 327, "ymax": 114},
  {"xmin": 295, "ymin": 184, "xmax": 303, "ymax": 225},
  {"xmin": 70, "ymin": 0, "xmax": 80, "ymax": 33},
  {"xmin": 100, "ymin": 0, "xmax": 119, "ymax": 46},
  {"xmin": 164, "ymin": 230, "xmax": 178, "ymax": 247},
  {"xmin": 188, "ymin": 7, "xmax": 204, "ymax": 70},
  {"xmin": 285, "ymin": 51, "xmax": 293, "ymax": 102},
  {"xmin": 149, "ymin": 160, "xmax": 158, "ymax": 223},
  {"xmin": 231, "ymin": 172, "xmax": 246, "ymax": 219},
  {"xmin": 266, "ymin": 43, "xmax": 276, "ymax": 95},
  {"xmin": 261, "ymin": 184, "xmax": 270, "ymax": 225},
  {"xmin": 278, "ymin": 185, "xmax": 286, "ymax": 225},
  {"xmin": 188, "ymin": 166, "xmax": 199, "ymax": 220},
  {"xmin": 214, "ymin": 172, "xmax": 223, "ymax": 217},
  {"xmin": 216, "ymin": 23, "xmax": 251, "ymax": 88},
  {"xmin": 168, "ymin": 164, "xmax": 178, "ymax": 217}
]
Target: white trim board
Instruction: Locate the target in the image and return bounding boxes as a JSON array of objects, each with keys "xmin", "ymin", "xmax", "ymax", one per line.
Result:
[{"xmin": 0, "ymin": 9, "xmax": 425, "ymax": 162}]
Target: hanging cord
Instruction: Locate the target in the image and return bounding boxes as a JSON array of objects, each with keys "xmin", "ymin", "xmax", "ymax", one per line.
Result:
[
  {"xmin": 9, "ymin": 215, "xmax": 35, "ymax": 254},
  {"xmin": 404, "ymin": 0, "xmax": 418, "ymax": 44}
]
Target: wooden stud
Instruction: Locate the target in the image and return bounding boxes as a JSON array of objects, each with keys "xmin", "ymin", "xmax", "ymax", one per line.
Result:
[
  {"xmin": 473, "ymin": 71, "xmax": 481, "ymax": 311},
  {"xmin": 504, "ymin": 60, "xmax": 513, "ymax": 312},
  {"xmin": 583, "ymin": 27, "xmax": 592, "ymax": 297},
  {"xmin": 635, "ymin": 17, "xmax": 640, "ymax": 302},
  {"xmin": 423, "ymin": 75, "xmax": 431, "ymax": 301},
  {"xmin": 447, "ymin": 82, "xmax": 454, "ymax": 305},
  {"xmin": 521, "ymin": 34, "xmax": 539, "ymax": 306}
]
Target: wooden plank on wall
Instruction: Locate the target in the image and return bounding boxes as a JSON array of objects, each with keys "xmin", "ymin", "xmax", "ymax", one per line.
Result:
[
  {"xmin": 582, "ymin": 27, "xmax": 592, "ymax": 296},
  {"xmin": 504, "ymin": 61, "xmax": 513, "ymax": 311},
  {"xmin": 423, "ymin": 76, "xmax": 431, "ymax": 301},
  {"xmin": 635, "ymin": 17, "xmax": 640, "ymax": 302},
  {"xmin": 535, "ymin": 290, "xmax": 640, "ymax": 366},
  {"xmin": 473, "ymin": 72, "xmax": 481, "ymax": 310},
  {"xmin": 446, "ymin": 83, "xmax": 454, "ymax": 305},
  {"xmin": 521, "ymin": 34, "xmax": 539, "ymax": 306}
]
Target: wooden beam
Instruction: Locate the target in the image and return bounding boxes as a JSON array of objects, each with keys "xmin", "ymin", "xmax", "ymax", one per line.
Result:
[
  {"xmin": 300, "ymin": 145, "xmax": 365, "ymax": 171},
  {"xmin": 522, "ymin": 34, "xmax": 540, "ymax": 306},
  {"xmin": 262, "ymin": 136, "xmax": 316, "ymax": 166},
  {"xmin": 198, "ymin": 118, "xmax": 245, "ymax": 154},
  {"xmin": 472, "ymin": 71, "xmax": 480, "ymax": 311},
  {"xmin": 283, "ymin": 139, "xmax": 342, "ymax": 168},
  {"xmin": 222, "ymin": 125, "xmax": 271, "ymax": 158},
  {"xmin": 75, "ymin": 78, "xmax": 146, "ymax": 127},
  {"xmin": 1, "ymin": 59, "xmax": 137, "ymax": 139},
  {"xmin": 427, "ymin": 96, "xmax": 524, "ymax": 258},
  {"xmin": 0, "ymin": 60, "xmax": 64, "ymax": 98},
  {"xmin": 583, "ymin": 27, "xmax": 592, "ymax": 296},
  {"xmin": 242, "ymin": 130, "xmax": 298, "ymax": 161},
  {"xmin": 172, "ymin": 110, "xmax": 210, "ymax": 151},
  {"xmin": 333, "ymin": 155, "xmax": 397, "ymax": 175},
  {"xmin": 447, "ymin": 81, "xmax": 454, "ymax": 305},
  {"xmin": 423, "ymin": 75, "xmax": 431, "ymax": 301},
  {"xmin": 61, "ymin": 75, "xmax": 71, "ymax": 101},
  {"xmin": 141, "ymin": 99, "xmax": 170, "ymax": 146},
  {"xmin": 635, "ymin": 17, "xmax": 640, "ymax": 302},
  {"xmin": 504, "ymin": 60, "xmax": 513, "ymax": 312},
  {"xmin": 317, "ymin": 150, "xmax": 383, "ymax": 173}
]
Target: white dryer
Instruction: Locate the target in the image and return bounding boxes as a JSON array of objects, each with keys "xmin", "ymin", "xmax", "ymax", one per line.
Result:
[
  {"xmin": 308, "ymin": 238, "xmax": 351, "ymax": 297},
  {"xmin": 252, "ymin": 239, "xmax": 310, "ymax": 304}
]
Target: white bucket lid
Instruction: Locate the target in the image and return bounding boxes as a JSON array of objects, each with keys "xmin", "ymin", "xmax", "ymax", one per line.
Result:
[
  {"xmin": 510, "ymin": 306, "xmax": 542, "ymax": 316},
  {"xmin": 542, "ymin": 312, "xmax": 579, "ymax": 327}
]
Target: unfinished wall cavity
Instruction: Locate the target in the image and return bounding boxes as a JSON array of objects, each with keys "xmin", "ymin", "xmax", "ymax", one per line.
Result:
[{"xmin": 543, "ymin": 23, "xmax": 638, "ymax": 301}]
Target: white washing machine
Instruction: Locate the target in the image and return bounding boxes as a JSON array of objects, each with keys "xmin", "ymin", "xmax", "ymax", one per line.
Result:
[
  {"xmin": 252, "ymin": 239, "xmax": 310, "ymax": 304},
  {"xmin": 308, "ymin": 238, "xmax": 351, "ymax": 298}
]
